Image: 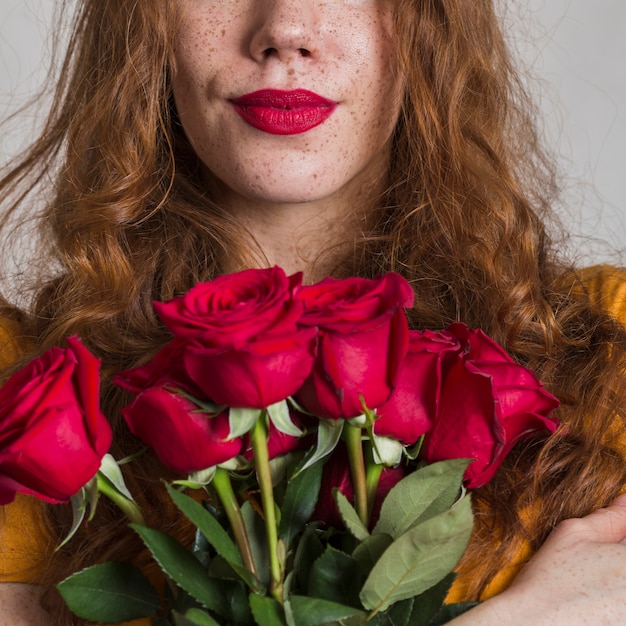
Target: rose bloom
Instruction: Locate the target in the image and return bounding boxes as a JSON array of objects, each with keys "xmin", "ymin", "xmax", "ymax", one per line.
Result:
[
  {"xmin": 114, "ymin": 338, "xmax": 204, "ymax": 397},
  {"xmin": 153, "ymin": 267, "xmax": 317, "ymax": 409},
  {"xmin": 422, "ymin": 323, "xmax": 560, "ymax": 488},
  {"xmin": 0, "ymin": 336, "xmax": 112, "ymax": 504},
  {"xmin": 120, "ymin": 385, "xmax": 242, "ymax": 474},
  {"xmin": 373, "ymin": 329, "xmax": 461, "ymax": 445},
  {"xmin": 116, "ymin": 344, "xmax": 242, "ymax": 474},
  {"xmin": 294, "ymin": 273, "xmax": 414, "ymax": 420}
]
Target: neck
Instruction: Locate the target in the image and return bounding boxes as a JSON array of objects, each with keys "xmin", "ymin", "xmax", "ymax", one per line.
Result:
[{"xmin": 215, "ymin": 185, "xmax": 384, "ymax": 284}]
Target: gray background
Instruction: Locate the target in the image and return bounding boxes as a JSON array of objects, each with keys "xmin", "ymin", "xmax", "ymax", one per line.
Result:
[{"xmin": 1, "ymin": 0, "xmax": 624, "ymax": 264}]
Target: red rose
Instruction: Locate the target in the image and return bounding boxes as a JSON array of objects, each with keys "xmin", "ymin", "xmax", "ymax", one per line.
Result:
[
  {"xmin": 154, "ymin": 267, "xmax": 317, "ymax": 408},
  {"xmin": 0, "ymin": 336, "xmax": 112, "ymax": 505},
  {"xmin": 121, "ymin": 386, "xmax": 242, "ymax": 474},
  {"xmin": 114, "ymin": 338, "xmax": 203, "ymax": 398},
  {"xmin": 422, "ymin": 323, "xmax": 560, "ymax": 488},
  {"xmin": 312, "ymin": 443, "xmax": 407, "ymax": 529},
  {"xmin": 373, "ymin": 329, "xmax": 461, "ymax": 445},
  {"xmin": 294, "ymin": 273, "xmax": 414, "ymax": 419}
]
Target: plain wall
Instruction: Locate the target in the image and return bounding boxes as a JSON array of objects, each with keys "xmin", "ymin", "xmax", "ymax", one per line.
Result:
[{"xmin": 1, "ymin": 0, "xmax": 624, "ymax": 263}]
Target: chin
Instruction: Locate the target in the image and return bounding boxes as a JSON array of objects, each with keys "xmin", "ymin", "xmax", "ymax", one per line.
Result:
[{"xmin": 241, "ymin": 179, "xmax": 343, "ymax": 206}]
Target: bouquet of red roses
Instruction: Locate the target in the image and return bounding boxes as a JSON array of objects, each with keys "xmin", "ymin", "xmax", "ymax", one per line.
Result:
[{"xmin": 0, "ymin": 267, "xmax": 560, "ymax": 625}]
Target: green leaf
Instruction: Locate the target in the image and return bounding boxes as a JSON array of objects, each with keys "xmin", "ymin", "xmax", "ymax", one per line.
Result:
[
  {"xmin": 366, "ymin": 573, "xmax": 457, "ymax": 626},
  {"xmin": 249, "ymin": 594, "xmax": 287, "ymax": 626},
  {"xmin": 173, "ymin": 608, "xmax": 221, "ymax": 626},
  {"xmin": 241, "ymin": 501, "xmax": 271, "ymax": 588},
  {"xmin": 166, "ymin": 484, "xmax": 258, "ymax": 590},
  {"xmin": 131, "ymin": 524, "xmax": 229, "ymax": 617},
  {"xmin": 166, "ymin": 484, "xmax": 241, "ymax": 565},
  {"xmin": 427, "ymin": 602, "xmax": 480, "ymax": 626},
  {"xmin": 334, "ymin": 489, "xmax": 370, "ymax": 542},
  {"xmin": 366, "ymin": 597, "xmax": 414, "ymax": 626},
  {"xmin": 229, "ymin": 407, "xmax": 262, "ymax": 438},
  {"xmin": 185, "ymin": 608, "xmax": 221, "ymax": 626},
  {"xmin": 293, "ymin": 523, "xmax": 325, "ymax": 591},
  {"xmin": 279, "ymin": 459, "xmax": 324, "ymax": 548},
  {"xmin": 287, "ymin": 596, "xmax": 366, "ymax": 626},
  {"xmin": 360, "ymin": 494, "xmax": 474, "ymax": 613},
  {"xmin": 410, "ymin": 572, "xmax": 457, "ymax": 626},
  {"xmin": 268, "ymin": 399, "xmax": 303, "ymax": 436},
  {"xmin": 373, "ymin": 459, "xmax": 469, "ymax": 539},
  {"xmin": 294, "ymin": 419, "xmax": 344, "ymax": 476},
  {"xmin": 351, "ymin": 533, "xmax": 393, "ymax": 575},
  {"xmin": 223, "ymin": 580, "xmax": 255, "ymax": 624},
  {"xmin": 57, "ymin": 562, "xmax": 160, "ymax": 623},
  {"xmin": 308, "ymin": 546, "xmax": 363, "ymax": 607}
]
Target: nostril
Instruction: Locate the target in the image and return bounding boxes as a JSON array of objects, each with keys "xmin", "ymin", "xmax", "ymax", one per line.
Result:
[{"xmin": 260, "ymin": 47, "xmax": 311, "ymax": 60}]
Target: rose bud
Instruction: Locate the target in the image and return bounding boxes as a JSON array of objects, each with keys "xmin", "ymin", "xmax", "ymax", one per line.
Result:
[
  {"xmin": 422, "ymin": 323, "xmax": 560, "ymax": 488},
  {"xmin": 121, "ymin": 385, "xmax": 242, "ymax": 474},
  {"xmin": 153, "ymin": 267, "xmax": 317, "ymax": 409},
  {"xmin": 294, "ymin": 272, "xmax": 414, "ymax": 420},
  {"xmin": 373, "ymin": 329, "xmax": 461, "ymax": 445},
  {"xmin": 0, "ymin": 336, "xmax": 112, "ymax": 505}
]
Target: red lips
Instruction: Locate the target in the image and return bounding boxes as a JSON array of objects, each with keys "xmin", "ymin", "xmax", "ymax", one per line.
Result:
[{"xmin": 231, "ymin": 89, "xmax": 336, "ymax": 135}]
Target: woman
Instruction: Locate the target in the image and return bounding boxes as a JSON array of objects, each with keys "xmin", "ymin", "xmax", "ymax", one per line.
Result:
[{"xmin": 1, "ymin": 0, "xmax": 626, "ymax": 624}]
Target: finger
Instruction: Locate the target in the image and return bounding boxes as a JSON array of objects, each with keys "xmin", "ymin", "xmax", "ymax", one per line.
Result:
[{"xmin": 550, "ymin": 495, "xmax": 626, "ymax": 546}]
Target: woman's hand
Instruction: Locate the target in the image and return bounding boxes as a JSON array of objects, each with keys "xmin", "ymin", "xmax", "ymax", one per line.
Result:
[
  {"xmin": 0, "ymin": 584, "xmax": 49, "ymax": 625},
  {"xmin": 450, "ymin": 495, "xmax": 626, "ymax": 625}
]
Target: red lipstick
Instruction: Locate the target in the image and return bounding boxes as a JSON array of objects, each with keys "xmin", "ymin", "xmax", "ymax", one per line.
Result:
[{"xmin": 231, "ymin": 89, "xmax": 336, "ymax": 135}]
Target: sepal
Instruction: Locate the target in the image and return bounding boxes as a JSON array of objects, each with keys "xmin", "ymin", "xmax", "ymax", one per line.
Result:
[
  {"xmin": 267, "ymin": 399, "xmax": 303, "ymax": 437},
  {"xmin": 229, "ymin": 407, "xmax": 262, "ymax": 438},
  {"xmin": 369, "ymin": 432, "xmax": 404, "ymax": 467},
  {"xmin": 293, "ymin": 418, "xmax": 343, "ymax": 476}
]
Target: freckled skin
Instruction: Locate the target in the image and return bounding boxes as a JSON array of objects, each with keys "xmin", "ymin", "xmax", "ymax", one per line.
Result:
[{"xmin": 172, "ymin": 0, "xmax": 403, "ymax": 276}]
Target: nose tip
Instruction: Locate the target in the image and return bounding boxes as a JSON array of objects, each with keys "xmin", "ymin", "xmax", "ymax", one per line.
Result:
[{"xmin": 250, "ymin": 3, "xmax": 321, "ymax": 63}]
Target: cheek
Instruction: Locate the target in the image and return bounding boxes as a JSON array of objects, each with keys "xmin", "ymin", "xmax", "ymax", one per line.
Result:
[
  {"xmin": 172, "ymin": 9, "xmax": 234, "ymax": 95},
  {"xmin": 344, "ymin": 12, "xmax": 402, "ymax": 124}
]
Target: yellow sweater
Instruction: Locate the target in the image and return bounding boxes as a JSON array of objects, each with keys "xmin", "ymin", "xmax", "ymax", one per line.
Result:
[{"xmin": 1, "ymin": 265, "xmax": 625, "ymax": 623}]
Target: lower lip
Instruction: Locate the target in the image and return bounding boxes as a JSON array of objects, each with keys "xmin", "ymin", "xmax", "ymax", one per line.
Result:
[{"xmin": 231, "ymin": 90, "xmax": 336, "ymax": 135}]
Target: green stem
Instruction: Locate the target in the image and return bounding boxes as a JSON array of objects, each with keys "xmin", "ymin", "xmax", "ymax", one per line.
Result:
[
  {"xmin": 344, "ymin": 422, "xmax": 369, "ymax": 527},
  {"xmin": 96, "ymin": 472, "xmax": 145, "ymax": 526},
  {"xmin": 250, "ymin": 411, "xmax": 283, "ymax": 604},
  {"xmin": 213, "ymin": 468, "xmax": 257, "ymax": 578},
  {"xmin": 365, "ymin": 459, "xmax": 383, "ymax": 522}
]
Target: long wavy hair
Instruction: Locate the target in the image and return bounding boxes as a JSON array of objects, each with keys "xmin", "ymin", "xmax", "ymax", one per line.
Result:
[{"xmin": 1, "ymin": 0, "xmax": 625, "ymax": 622}]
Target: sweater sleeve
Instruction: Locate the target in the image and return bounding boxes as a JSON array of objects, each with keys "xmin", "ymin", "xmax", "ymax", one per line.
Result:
[
  {"xmin": 578, "ymin": 264, "xmax": 626, "ymax": 324},
  {"xmin": 0, "ymin": 316, "xmax": 23, "ymax": 374}
]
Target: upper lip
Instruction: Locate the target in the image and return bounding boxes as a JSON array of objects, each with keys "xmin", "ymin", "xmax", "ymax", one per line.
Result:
[{"xmin": 231, "ymin": 89, "xmax": 336, "ymax": 109}]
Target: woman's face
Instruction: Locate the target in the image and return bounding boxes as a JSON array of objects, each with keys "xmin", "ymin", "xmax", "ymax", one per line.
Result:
[{"xmin": 172, "ymin": 0, "xmax": 403, "ymax": 209}]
